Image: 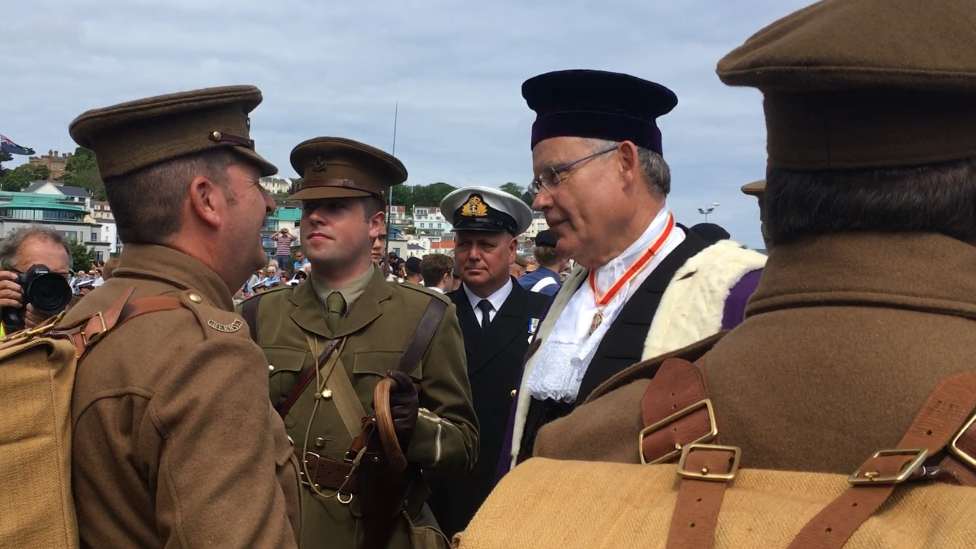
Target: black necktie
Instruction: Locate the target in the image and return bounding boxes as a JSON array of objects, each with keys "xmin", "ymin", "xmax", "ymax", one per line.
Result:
[{"xmin": 477, "ymin": 299, "xmax": 493, "ymax": 332}]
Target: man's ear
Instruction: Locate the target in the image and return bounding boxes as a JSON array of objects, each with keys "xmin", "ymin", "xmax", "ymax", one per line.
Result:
[
  {"xmin": 618, "ymin": 141, "xmax": 641, "ymax": 190},
  {"xmin": 188, "ymin": 176, "xmax": 223, "ymax": 229},
  {"xmin": 508, "ymin": 236, "xmax": 518, "ymax": 264},
  {"xmin": 368, "ymin": 211, "xmax": 387, "ymax": 240}
]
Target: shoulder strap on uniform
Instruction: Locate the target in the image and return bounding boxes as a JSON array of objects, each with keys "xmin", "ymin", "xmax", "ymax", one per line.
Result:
[
  {"xmin": 398, "ymin": 296, "xmax": 447, "ymax": 374},
  {"xmin": 241, "ymin": 292, "xmax": 264, "ymax": 344},
  {"xmin": 72, "ymin": 289, "xmax": 185, "ymax": 358}
]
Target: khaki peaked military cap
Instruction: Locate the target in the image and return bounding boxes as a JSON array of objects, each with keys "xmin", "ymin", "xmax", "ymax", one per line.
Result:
[
  {"xmin": 69, "ymin": 85, "xmax": 277, "ymax": 180},
  {"xmin": 717, "ymin": 0, "xmax": 976, "ymax": 170},
  {"xmin": 741, "ymin": 180, "xmax": 765, "ymax": 197},
  {"xmin": 289, "ymin": 137, "xmax": 407, "ymax": 201}
]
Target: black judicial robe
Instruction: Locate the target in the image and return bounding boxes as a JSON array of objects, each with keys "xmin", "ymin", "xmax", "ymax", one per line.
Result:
[
  {"xmin": 517, "ymin": 228, "xmax": 710, "ymax": 462},
  {"xmin": 427, "ymin": 278, "xmax": 549, "ymax": 537}
]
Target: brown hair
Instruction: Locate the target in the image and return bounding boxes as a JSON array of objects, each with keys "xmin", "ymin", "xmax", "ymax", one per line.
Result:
[{"xmin": 420, "ymin": 253, "xmax": 454, "ymax": 287}]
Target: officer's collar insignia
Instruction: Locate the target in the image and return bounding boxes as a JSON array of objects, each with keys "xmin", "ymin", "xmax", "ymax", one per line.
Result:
[
  {"xmin": 208, "ymin": 318, "xmax": 244, "ymax": 333},
  {"xmin": 312, "ymin": 156, "xmax": 328, "ymax": 172},
  {"xmin": 461, "ymin": 194, "xmax": 489, "ymax": 217}
]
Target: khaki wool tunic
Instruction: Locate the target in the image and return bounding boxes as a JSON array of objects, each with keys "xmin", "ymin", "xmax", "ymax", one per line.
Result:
[
  {"xmin": 67, "ymin": 244, "xmax": 302, "ymax": 549},
  {"xmin": 242, "ymin": 267, "xmax": 479, "ymax": 549},
  {"xmin": 534, "ymin": 233, "xmax": 976, "ymax": 474}
]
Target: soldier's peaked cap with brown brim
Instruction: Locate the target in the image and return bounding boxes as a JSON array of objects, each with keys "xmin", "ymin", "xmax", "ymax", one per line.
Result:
[
  {"xmin": 289, "ymin": 137, "xmax": 407, "ymax": 201},
  {"xmin": 717, "ymin": 0, "xmax": 976, "ymax": 170},
  {"xmin": 69, "ymin": 85, "xmax": 277, "ymax": 180}
]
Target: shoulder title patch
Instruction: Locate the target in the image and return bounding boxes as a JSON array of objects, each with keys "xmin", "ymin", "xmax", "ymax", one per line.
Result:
[{"xmin": 207, "ymin": 318, "xmax": 244, "ymax": 333}]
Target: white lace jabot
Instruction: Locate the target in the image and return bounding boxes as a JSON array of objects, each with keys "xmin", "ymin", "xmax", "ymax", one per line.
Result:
[{"xmin": 525, "ymin": 206, "xmax": 685, "ymax": 402}]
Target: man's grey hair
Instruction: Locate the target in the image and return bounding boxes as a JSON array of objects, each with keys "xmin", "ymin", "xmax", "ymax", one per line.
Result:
[
  {"xmin": 589, "ymin": 138, "xmax": 671, "ymax": 197},
  {"xmin": 0, "ymin": 225, "xmax": 71, "ymax": 271}
]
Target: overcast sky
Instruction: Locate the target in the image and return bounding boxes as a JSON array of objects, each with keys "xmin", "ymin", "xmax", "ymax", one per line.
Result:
[{"xmin": 1, "ymin": 0, "xmax": 812, "ymax": 248}]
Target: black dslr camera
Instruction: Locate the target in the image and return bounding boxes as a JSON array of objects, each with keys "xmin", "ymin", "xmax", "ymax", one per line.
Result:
[{"xmin": 1, "ymin": 264, "xmax": 73, "ymax": 332}]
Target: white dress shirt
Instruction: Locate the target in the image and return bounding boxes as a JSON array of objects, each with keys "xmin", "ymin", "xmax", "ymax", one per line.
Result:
[
  {"xmin": 429, "ymin": 287, "xmax": 445, "ymax": 294},
  {"xmin": 463, "ymin": 277, "xmax": 514, "ymax": 324},
  {"xmin": 526, "ymin": 206, "xmax": 685, "ymax": 402}
]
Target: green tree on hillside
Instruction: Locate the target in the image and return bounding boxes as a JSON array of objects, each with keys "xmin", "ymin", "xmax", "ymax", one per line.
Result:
[
  {"xmin": 62, "ymin": 147, "xmax": 106, "ymax": 200},
  {"xmin": 500, "ymin": 182, "xmax": 523, "ymax": 197},
  {"xmin": 0, "ymin": 150, "xmax": 13, "ymax": 179},
  {"xmin": 68, "ymin": 239, "xmax": 96, "ymax": 272},
  {"xmin": 0, "ymin": 163, "xmax": 50, "ymax": 191}
]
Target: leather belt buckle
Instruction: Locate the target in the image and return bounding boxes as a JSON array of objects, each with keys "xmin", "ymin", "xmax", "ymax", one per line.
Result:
[
  {"xmin": 848, "ymin": 448, "xmax": 929, "ymax": 485},
  {"xmin": 676, "ymin": 443, "xmax": 741, "ymax": 482},
  {"xmin": 949, "ymin": 413, "xmax": 976, "ymax": 470},
  {"xmin": 299, "ymin": 452, "xmax": 322, "ymax": 488},
  {"xmin": 639, "ymin": 399, "xmax": 718, "ymax": 465}
]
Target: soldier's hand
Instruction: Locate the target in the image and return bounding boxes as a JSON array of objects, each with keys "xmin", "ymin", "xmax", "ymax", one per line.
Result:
[
  {"xmin": 0, "ymin": 271, "xmax": 24, "ymax": 310},
  {"xmin": 387, "ymin": 370, "xmax": 419, "ymax": 452}
]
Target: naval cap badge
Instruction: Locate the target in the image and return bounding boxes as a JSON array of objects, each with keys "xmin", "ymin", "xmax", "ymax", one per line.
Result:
[{"xmin": 461, "ymin": 194, "xmax": 489, "ymax": 217}]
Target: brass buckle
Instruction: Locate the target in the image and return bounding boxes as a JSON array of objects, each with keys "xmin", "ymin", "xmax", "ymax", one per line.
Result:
[
  {"xmin": 949, "ymin": 413, "xmax": 976, "ymax": 470},
  {"xmin": 676, "ymin": 443, "xmax": 741, "ymax": 482},
  {"xmin": 638, "ymin": 399, "xmax": 718, "ymax": 465},
  {"xmin": 3, "ymin": 310, "xmax": 67, "ymax": 342},
  {"xmin": 848, "ymin": 448, "xmax": 929, "ymax": 485},
  {"xmin": 299, "ymin": 451, "xmax": 321, "ymax": 488},
  {"xmin": 80, "ymin": 312, "xmax": 107, "ymax": 346}
]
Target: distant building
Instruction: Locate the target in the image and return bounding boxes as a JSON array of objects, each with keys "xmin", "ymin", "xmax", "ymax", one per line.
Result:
[
  {"xmin": 24, "ymin": 181, "xmax": 92, "ymax": 212},
  {"xmin": 0, "ymin": 192, "xmax": 111, "ymax": 263},
  {"xmin": 412, "ymin": 206, "xmax": 452, "ymax": 235},
  {"xmin": 28, "ymin": 150, "xmax": 73, "ymax": 180},
  {"xmin": 92, "ymin": 200, "xmax": 114, "ymax": 221},
  {"xmin": 524, "ymin": 211, "xmax": 549, "ymax": 239},
  {"xmin": 260, "ymin": 175, "xmax": 292, "ymax": 195}
]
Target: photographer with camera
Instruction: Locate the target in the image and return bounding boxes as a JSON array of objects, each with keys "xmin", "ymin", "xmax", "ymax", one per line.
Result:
[{"xmin": 0, "ymin": 226, "xmax": 74, "ymax": 337}]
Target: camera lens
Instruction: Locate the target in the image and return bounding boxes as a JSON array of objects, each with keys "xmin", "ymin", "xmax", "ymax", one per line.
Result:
[{"xmin": 24, "ymin": 271, "xmax": 73, "ymax": 316}]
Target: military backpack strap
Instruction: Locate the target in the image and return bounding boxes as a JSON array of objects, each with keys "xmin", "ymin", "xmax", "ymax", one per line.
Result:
[
  {"xmin": 241, "ymin": 292, "xmax": 263, "ymax": 344},
  {"xmin": 638, "ymin": 356, "xmax": 738, "ymax": 549},
  {"xmin": 787, "ymin": 372, "xmax": 976, "ymax": 549},
  {"xmin": 70, "ymin": 288, "xmax": 186, "ymax": 358}
]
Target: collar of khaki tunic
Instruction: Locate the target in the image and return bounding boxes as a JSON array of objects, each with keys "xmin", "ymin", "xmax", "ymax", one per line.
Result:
[
  {"xmin": 747, "ymin": 232, "xmax": 976, "ymax": 321},
  {"xmin": 310, "ymin": 264, "xmax": 376, "ymax": 314},
  {"xmin": 111, "ymin": 244, "xmax": 236, "ymax": 311}
]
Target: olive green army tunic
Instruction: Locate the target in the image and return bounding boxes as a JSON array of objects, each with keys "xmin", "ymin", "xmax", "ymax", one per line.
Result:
[{"xmin": 242, "ymin": 266, "xmax": 478, "ymax": 549}]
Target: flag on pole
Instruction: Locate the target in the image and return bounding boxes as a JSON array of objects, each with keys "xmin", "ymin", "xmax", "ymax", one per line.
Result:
[{"xmin": 0, "ymin": 135, "xmax": 35, "ymax": 156}]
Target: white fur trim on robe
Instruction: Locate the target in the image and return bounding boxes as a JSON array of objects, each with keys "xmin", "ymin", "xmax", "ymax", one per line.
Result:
[{"xmin": 509, "ymin": 240, "xmax": 766, "ymax": 470}]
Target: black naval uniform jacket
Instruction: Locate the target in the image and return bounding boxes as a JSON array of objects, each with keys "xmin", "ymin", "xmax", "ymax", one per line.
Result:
[{"xmin": 428, "ymin": 278, "xmax": 550, "ymax": 537}]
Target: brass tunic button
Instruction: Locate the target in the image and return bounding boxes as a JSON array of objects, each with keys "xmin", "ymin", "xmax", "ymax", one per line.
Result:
[
  {"xmin": 287, "ymin": 435, "xmax": 294, "ymax": 446},
  {"xmin": 314, "ymin": 437, "xmax": 326, "ymax": 449},
  {"xmin": 510, "ymin": 390, "xmax": 517, "ymax": 398},
  {"xmin": 268, "ymin": 364, "xmax": 275, "ymax": 372},
  {"xmin": 188, "ymin": 292, "xmax": 203, "ymax": 303},
  {"xmin": 320, "ymin": 389, "xmax": 333, "ymax": 400}
]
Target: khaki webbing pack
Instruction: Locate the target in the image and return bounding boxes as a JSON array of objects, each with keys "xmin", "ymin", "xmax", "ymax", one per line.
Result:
[
  {"xmin": 0, "ymin": 289, "xmax": 184, "ymax": 549},
  {"xmin": 457, "ymin": 360, "xmax": 976, "ymax": 549}
]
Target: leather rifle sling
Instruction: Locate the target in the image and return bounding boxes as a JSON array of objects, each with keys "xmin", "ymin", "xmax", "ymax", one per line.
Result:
[
  {"xmin": 303, "ymin": 332, "xmax": 366, "ymax": 440},
  {"xmin": 278, "ymin": 337, "xmax": 341, "ymax": 419},
  {"xmin": 241, "ymin": 292, "xmax": 263, "ymax": 344},
  {"xmin": 787, "ymin": 372, "xmax": 976, "ymax": 549},
  {"xmin": 397, "ymin": 297, "xmax": 447, "ymax": 374},
  {"xmin": 639, "ymin": 356, "xmax": 735, "ymax": 549}
]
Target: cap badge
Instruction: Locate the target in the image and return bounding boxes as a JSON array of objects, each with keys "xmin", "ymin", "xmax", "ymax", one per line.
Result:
[
  {"xmin": 462, "ymin": 194, "xmax": 489, "ymax": 217},
  {"xmin": 312, "ymin": 156, "xmax": 328, "ymax": 172}
]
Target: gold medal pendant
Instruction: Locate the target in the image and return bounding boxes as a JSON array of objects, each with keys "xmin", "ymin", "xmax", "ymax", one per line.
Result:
[{"xmin": 589, "ymin": 311, "xmax": 604, "ymax": 335}]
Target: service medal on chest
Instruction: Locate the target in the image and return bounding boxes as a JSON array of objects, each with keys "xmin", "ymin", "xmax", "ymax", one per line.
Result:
[{"xmin": 589, "ymin": 311, "xmax": 604, "ymax": 335}]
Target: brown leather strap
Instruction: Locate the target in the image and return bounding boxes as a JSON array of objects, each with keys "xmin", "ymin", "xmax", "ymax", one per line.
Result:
[
  {"xmin": 241, "ymin": 292, "xmax": 263, "ymax": 343},
  {"xmin": 373, "ymin": 377, "xmax": 407, "ymax": 472},
  {"xmin": 294, "ymin": 450, "xmax": 360, "ymax": 493},
  {"xmin": 73, "ymin": 291, "xmax": 184, "ymax": 357},
  {"xmin": 787, "ymin": 372, "xmax": 976, "ymax": 549},
  {"xmin": 397, "ymin": 297, "xmax": 446, "ymax": 374},
  {"xmin": 640, "ymin": 358, "xmax": 715, "ymax": 464},
  {"xmin": 639, "ymin": 357, "xmax": 735, "ymax": 549},
  {"xmin": 666, "ymin": 445, "xmax": 739, "ymax": 549},
  {"xmin": 278, "ymin": 338, "xmax": 341, "ymax": 419}
]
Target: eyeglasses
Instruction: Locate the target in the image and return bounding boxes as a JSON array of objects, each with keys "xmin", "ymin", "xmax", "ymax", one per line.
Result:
[{"xmin": 529, "ymin": 146, "xmax": 617, "ymax": 197}]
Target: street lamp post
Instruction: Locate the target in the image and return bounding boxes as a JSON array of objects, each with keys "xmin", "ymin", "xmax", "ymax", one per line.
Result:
[{"xmin": 697, "ymin": 202, "xmax": 721, "ymax": 223}]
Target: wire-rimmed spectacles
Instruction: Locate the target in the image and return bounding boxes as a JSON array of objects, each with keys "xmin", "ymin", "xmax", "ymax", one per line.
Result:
[{"xmin": 529, "ymin": 146, "xmax": 617, "ymax": 197}]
